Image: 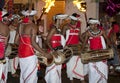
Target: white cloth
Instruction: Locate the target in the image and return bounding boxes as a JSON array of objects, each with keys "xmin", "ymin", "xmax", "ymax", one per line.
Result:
[
  {"xmin": 8, "ymin": 57, "xmax": 19, "ymax": 74},
  {"xmin": 88, "ymin": 62, "xmax": 108, "ymax": 83},
  {"xmin": 36, "ymin": 35, "xmax": 42, "ymax": 48},
  {"xmin": 5, "ymin": 44, "xmax": 19, "ymax": 75},
  {"xmin": 66, "ymin": 56, "xmax": 85, "ymax": 80},
  {"xmin": 88, "ymin": 36, "xmax": 108, "ymax": 83},
  {"xmin": 8, "ymin": 30, "xmax": 16, "ymax": 44},
  {"xmin": 65, "ymin": 29, "xmax": 70, "ymax": 42},
  {"xmin": 0, "ymin": 57, "xmax": 9, "ymax": 83},
  {"xmin": 19, "ymin": 55, "xmax": 38, "ymax": 83},
  {"xmin": 45, "ymin": 63, "xmax": 62, "ymax": 83},
  {"xmin": 5, "ymin": 44, "xmax": 12, "ymax": 57},
  {"xmin": 61, "ymin": 35, "xmax": 66, "ymax": 47}
]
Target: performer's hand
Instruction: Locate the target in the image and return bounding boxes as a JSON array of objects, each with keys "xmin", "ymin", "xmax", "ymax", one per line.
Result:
[
  {"xmin": 52, "ymin": 51, "xmax": 59, "ymax": 58},
  {"xmin": 44, "ymin": 52, "xmax": 53, "ymax": 60}
]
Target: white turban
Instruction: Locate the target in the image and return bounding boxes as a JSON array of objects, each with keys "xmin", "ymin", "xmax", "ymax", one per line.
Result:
[
  {"xmin": 56, "ymin": 14, "xmax": 69, "ymax": 19},
  {"xmin": 2, "ymin": 9, "xmax": 7, "ymax": 16},
  {"xmin": 88, "ymin": 19, "xmax": 100, "ymax": 24},
  {"xmin": 21, "ymin": 10, "xmax": 37, "ymax": 16},
  {"xmin": 69, "ymin": 16, "xmax": 78, "ymax": 21}
]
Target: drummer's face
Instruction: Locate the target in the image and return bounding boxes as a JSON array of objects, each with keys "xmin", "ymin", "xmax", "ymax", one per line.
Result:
[
  {"xmin": 71, "ymin": 20, "xmax": 77, "ymax": 25},
  {"xmin": 90, "ymin": 23, "xmax": 97, "ymax": 29}
]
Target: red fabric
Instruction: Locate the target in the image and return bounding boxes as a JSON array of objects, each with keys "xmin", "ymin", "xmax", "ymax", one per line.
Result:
[
  {"xmin": 66, "ymin": 29, "xmax": 79, "ymax": 45},
  {"xmin": 113, "ymin": 24, "xmax": 120, "ymax": 33},
  {"xmin": 2, "ymin": 73, "xmax": 5, "ymax": 80},
  {"xmin": 0, "ymin": 16, "xmax": 2, "ymax": 21},
  {"xmin": 99, "ymin": 26, "xmax": 104, "ymax": 30},
  {"xmin": 18, "ymin": 35, "xmax": 34, "ymax": 58},
  {"xmin": 0, "ymin": 42, "xmax": 5, "ymax": 58},
  {"xmin": 76, "ymin": 21, "xmax": 81, "ymax": 28},
  {"xmin": 89, "ymin": 36, "xmax": 103, "ymax": 50},
  {"xmin": 22, "ymin": 17, "xmax": 29, "ymax": 23},
  {"xmin": 0, "ymin": 11, "xmax": 2, "ymax": 15},
  {"xmin": 50, "ymin": 34, "xmax": 61, "ymax": 48},
  {"xmin": 0, "ymin": 36, "xmax": 6, "ymax": 59},
  {"xmin": 0, "ymin": 11, "xmax": 2, "ymax": 21}
]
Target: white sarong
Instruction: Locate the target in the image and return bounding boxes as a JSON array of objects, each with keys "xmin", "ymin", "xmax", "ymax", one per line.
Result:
[
  {"xmin": 45, "ymin": 63, "xmax": 62, "ymax": 83},
  {"xmin": 66, "ymin": 56, "xmax": 84, "ymax": 80},
  {"xmin": 88, "ymin": 36, "xmax": 108, "ymax": 83},
  {"xmin": 8, "ymin": 57, "xmax": 19, "ymax": 74},
  {"xmin": 19, "ymin": 55, "xmax": 38, "ymax": 83},
  {"xmin": 88, "ymin": 61, "xmax": 108, "ymax": 83},
  {"xmin": 8, "ymin": 30, "xmax": 16, "ymax": 44},
  {"xmin": 0, "ymin": 57, "xmax": 9, "ymax": 83}
]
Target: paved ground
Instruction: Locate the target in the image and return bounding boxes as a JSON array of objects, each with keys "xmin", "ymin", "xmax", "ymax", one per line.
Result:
[{"xmin": 7, "ymin": 68, "xmax": 120, "ymax": 83}]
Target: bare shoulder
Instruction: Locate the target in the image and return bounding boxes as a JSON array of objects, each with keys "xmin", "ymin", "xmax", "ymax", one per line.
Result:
[{"xmin": 0, "ymin": 22, "xmax": 9, "ymax": 36}]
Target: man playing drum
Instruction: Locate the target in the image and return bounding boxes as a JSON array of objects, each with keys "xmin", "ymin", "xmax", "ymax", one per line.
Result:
[
  {"xmin": 62, "ymin": 13, "xmax": 86, "ymax": 83},
  {"xmin": 15, "ymin": 9, "xmax": 51, "ymax": 83},
  {"xmin": 81, "ymin": 19, "xmax": 111, "ymax": 83},
  {"xmin": 0, "ymin": 9, "xmax": 9, "ymax": 83},
  {"xmin": 45, "ymin": 14, "xmax": 66, "ymax": 83},
  {"xmin": 7, "ymin": 14, "xmax": 20, "ymax": 77}
]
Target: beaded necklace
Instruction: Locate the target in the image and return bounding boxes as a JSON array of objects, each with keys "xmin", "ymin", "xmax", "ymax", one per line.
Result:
[{"xmin": 88, "ymin": 28, "xmax": 101, "ymax": 36}]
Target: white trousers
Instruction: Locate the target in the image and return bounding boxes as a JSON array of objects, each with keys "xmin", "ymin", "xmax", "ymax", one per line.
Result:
[
  {"xmin": 88, "ymin": 61, "xmax": 108, "ymax": 83},
  {"xmin": 8, "ymin": 57, "xmax": 19, "ymax": 74},
  {"xmin": 45, "ymin": 63, "xmax": 62, "ymax": 83},
  {"xmin": 66, "ymin": 56, "xmax": 85, "ymax": 80},
  {"xmin": 19, "ymin": 55, "xmax": 38, "ymax": 83},
  {"xmin": 0, "ymin": 58, "xmax": 9, "ymax": 83}
]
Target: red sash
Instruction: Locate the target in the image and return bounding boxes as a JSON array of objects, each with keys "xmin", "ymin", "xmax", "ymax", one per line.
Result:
[
  {"xmin": 89, "ymin": 36, "xmax": 103, "ymax": 50},
  {"xmin": 18, "ymin": 35, "xmax": 34, "ymax": 58},
  {"xmin": 50, "ymin": 34, "xmax": 62, "ymax": 48},
  {"xmin": 0, "ymin": 35, "xmax": 6, "ymax": 59},
  {"xmin": 66, "ymin": 29, "xmax": 79, "ymax": 45}
]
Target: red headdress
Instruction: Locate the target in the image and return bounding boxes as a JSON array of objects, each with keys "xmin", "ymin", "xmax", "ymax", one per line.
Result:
[
  {"xmin": 22, "ymin": 17, "xmax": 29, "ymax": 23},
  {"xmin": 0, "ymin": 11, "xmax": 2, "ymax": 21}
]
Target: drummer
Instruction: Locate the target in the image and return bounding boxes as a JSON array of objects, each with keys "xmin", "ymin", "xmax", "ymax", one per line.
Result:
[
  {"xmin": 81, "ymin": 19, "xmax": 111, "ymax": 83},
  {"xmin": 45, "ymin": 14, "xmax": 66, "ymax": 83},
  {"xmin": 7, "ymin": 14, "xmax": 20, "ymax": 77},
  {"xmin": 62, "ymin": 13, "xmax": 86, "ymax": 83},
  {"xmin": 14, "ymin": 9, "xmax": 51, "ymax": 83},
  {"xmin": 0, "ymin": 8, "xmax": 9, "ymax": 83}
]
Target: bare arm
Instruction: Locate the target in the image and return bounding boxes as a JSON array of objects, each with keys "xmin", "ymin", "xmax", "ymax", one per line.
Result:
[
  {"xmin": 81, "ymin": 31, "xmax": 89, "ymax": 52},
  {"xmin": 46, "ymin": 27, "xmax": 56, "ymax": 51},
  {"xmin": 14, "ymin": 24, "xmax": 20, "ymax": 45},
  {"xmin": 102, "ymin": 30, "xmax": 111, "ymax": 48},
  {"xmin": 62, "ymin": 25, "xmax": 69, "ymax": 39},
  {"xmin": 31, "ymin": 24, "xmax": 45, "ymax": 54},
  {"xmin": 5, "ymin": 26, "xmax": 10, "ymax": 46},
  {"xmin": 78, "ymin": 28, "xmax": 83, "ymax": 44}
]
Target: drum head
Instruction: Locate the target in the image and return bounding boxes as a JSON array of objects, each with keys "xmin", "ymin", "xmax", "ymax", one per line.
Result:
[
  {"xmin": 37, "ymin": 53, "xmax": 54, "ymax": 67},
  {"xmin": 63, "ymin": 47, "xmax": 73, "ymax": 63},
  {"xmin": 53, "ymin": 51, "xmax": 65, "ymax": 65}
]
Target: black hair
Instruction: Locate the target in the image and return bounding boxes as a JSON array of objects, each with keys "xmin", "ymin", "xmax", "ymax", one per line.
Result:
[
  {"xmin": 72, "ymin": 13, "xmax": 78, "ymax": 17},
  {"xmin": 0, "ymin": 8, "xmax": 2, "ymax": 11}
]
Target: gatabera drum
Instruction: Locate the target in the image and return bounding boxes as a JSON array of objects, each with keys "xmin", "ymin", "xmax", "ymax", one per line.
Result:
[
  {"xmin": 54, "ymin": 47, "xmax": 73, "ymax": 65},
  {"xmin": 67, "ymin": 44, "xmax": 81, "ymax": 55},
  {"xmin": 81, "ymin": 48, "xmax": 114, "ymax": 64},
  {"xmin": 36, "ymin": 53, "xmax": 54, "ymax": 67}
]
